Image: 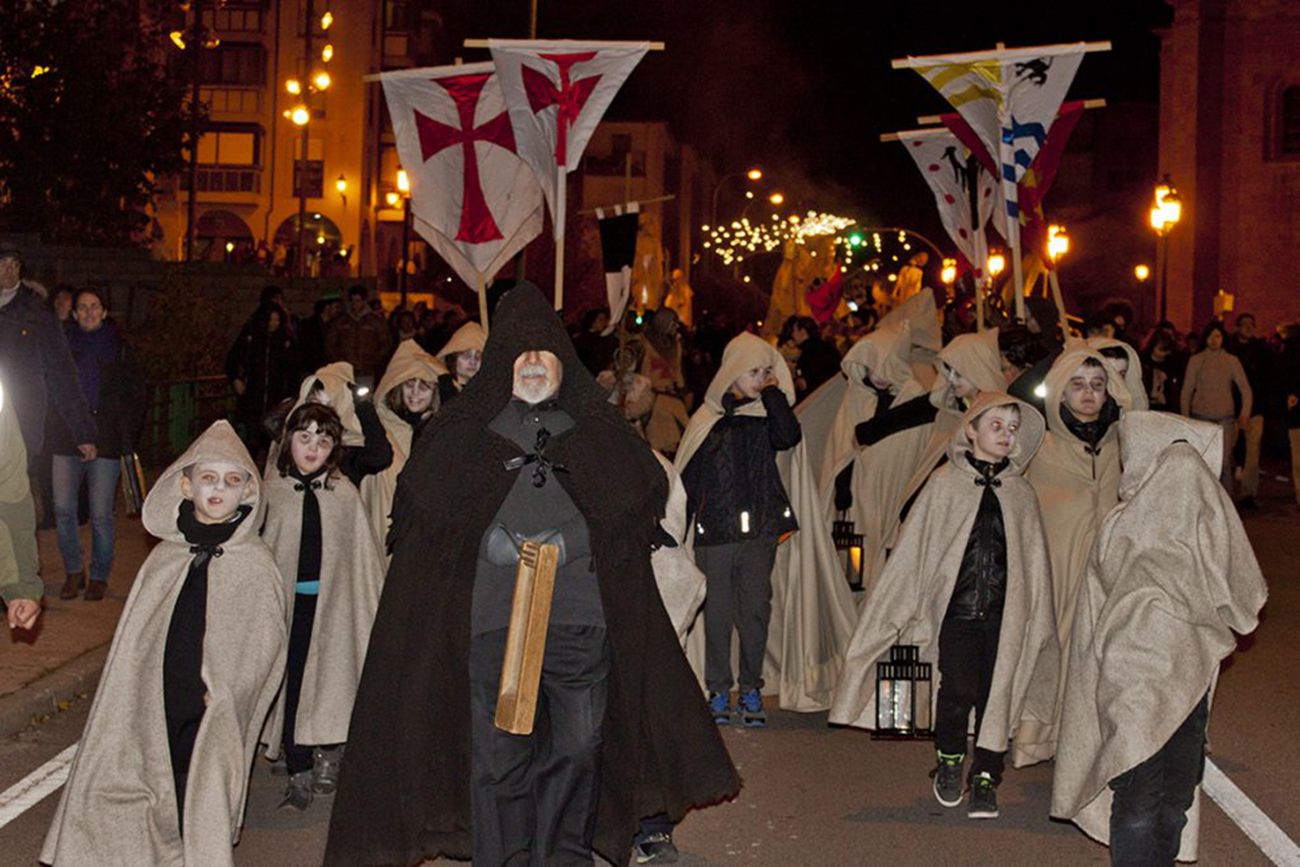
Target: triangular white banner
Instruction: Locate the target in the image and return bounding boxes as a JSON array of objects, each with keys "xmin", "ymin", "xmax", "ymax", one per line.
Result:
[
  {"xmin": 489, "ymin": 39, "xmax": 649, "ymax": 235},
  {"xmin": 897, "ymin": 129, "xmax": 995, "ymax": 278},
  {"xmin": 381, "ymin": 62, "xmax": 544, "ymax": 292}
]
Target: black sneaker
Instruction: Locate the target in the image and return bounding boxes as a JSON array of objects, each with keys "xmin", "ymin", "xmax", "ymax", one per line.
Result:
[
  {"xmin": 632, "ymin": 831, "xmax": 680, "ymax": 863},
  {"xmin": 279, "ymin": 771, "xmax": 313, "ymax": 811},
  {"xmin": 967, "ymin": 772, "xmax": 999, "ymax": 819},
  {"xmin": 311, "ymin": 746, "xmax": 342, "ymax": 795},
  {"xmin": 931, "ymin": 751, "xmax": 964, "ymax": 808}
]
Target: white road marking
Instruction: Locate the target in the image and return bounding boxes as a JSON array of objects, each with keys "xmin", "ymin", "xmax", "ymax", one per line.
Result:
[
  {"xmin": 1204, "ymin": 758, "xmax": 1300, "ymax": 867},
  {"xmin": 0, "ymin": 743, "xmax": 76, "ymax": 830}
]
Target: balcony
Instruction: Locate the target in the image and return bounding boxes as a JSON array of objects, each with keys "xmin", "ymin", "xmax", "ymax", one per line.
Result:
[
  {"xmin": 202, "ymin": 87, "xmax": 262, "ymax": 117},
  {"xmin": 181, "ymin": 167, "xmax": 262, "ymax": 195}
]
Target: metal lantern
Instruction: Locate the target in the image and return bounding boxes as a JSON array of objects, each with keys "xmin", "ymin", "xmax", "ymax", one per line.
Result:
[
  {"xmin": 832, "ymin": 517, "xmax": 866, "ymax": 591},
  {"xmin": 873, "ymin": 645, "xmax": 933, "ymax": 739}
]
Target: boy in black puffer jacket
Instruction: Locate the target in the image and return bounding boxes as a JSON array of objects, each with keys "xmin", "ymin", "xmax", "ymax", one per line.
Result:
[{"xmin": 678, "ymin": 333, "xmax": 801, "ymax": 727}]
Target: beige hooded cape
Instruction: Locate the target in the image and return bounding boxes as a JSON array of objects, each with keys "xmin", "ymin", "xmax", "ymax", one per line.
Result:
[
  {"xmin": 261, "ymin": 470, "xmax": 386, "ymax": 752},
  {"xmin": 652, "ymin": 452, "xmax": 707, "ymax": 641},
  {"xmin": 264, "ymin": 362, "xmax": 365, "ymax": 477},
  {"xmin": 1087, "ymin": 337, "xmax": 1148, "ymax": 411},
  {"xmin": 829, "ymin": 393, "xmax": 1058, "ymax": 751},
  {"xmin": 1014, "ymin": 347, "xmax": 1133, "ymax": 766},
  {"xmin": 360, "ymin": 339, "xmax": 446, "ymax": 548},
  {"xmin": 42, "ymin": 421, "xmax": 288, "ymax": 867},
  {"xmin": 435, "ymin": 321, "xmax": 487, "ymax": 377},
  {"xmin": 868, "ymin": 328, "xmax": 1006, "ymax": 591},
  {"xmin": 0, "ymin": 376, "xmax": 40, "ymax": 603},
  {"xmin": 818, "ymin": 323, "xmax": 928, "ymax": 598},
  {"xmin": 878, "ymin": 287, "xmax": 943, "ymax": 391},
  {"xmin": 677, "ymin": 333, "xmax": 858, "ymax": 711},
  {"xmin": 1051, "ymin": 411, "xmax": 1267, "ymax": 861}
]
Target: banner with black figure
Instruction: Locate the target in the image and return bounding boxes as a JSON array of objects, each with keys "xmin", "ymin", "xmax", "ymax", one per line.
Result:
[{"xmin": 597, "ymin": 203, "xmax": 640, "ymax": 333}]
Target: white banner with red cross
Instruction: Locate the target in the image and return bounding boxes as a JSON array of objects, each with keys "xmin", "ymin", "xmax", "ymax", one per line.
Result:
[
  {"xmin": 489, "ymin": 39, "xmax": 650, "ymax": 308},
  {"xmin": 382, "ymin": 62, "xmax": 544, "ymax": 322}
]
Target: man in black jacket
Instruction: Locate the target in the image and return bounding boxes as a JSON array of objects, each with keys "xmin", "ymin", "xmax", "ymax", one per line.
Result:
[
  {"xmin": 0, "ymin": 245, "xmax": 96, "ymax": 466},
  {"xmin": 791, "ymin": 316, "xmax": 841, "ymax": 402}
]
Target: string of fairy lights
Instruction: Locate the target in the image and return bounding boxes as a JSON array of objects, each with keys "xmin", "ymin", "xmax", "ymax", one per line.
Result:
[{"xmin": 703, "ymin": 215, "xmax": 929, "ymax": 286}]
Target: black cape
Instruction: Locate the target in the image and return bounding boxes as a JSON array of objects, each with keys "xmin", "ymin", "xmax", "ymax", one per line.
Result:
[{"xmin": 323, "ymin": 284, "xmax": 739, "ymax": 866}]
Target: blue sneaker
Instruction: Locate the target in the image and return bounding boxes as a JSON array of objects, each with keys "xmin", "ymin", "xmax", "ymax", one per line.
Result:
[
  {"xmin": 708, "ymin": 691, "xmax": 732, "ymax": 725},
  {"xmin": 738, "ymin": 688, "xmax": 766, "ymax": 727}
]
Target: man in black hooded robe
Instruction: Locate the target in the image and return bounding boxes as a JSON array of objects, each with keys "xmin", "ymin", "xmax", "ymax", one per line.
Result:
[{"xmin": 324, "ymin": 284, "xmax": 739, "ymax": 867}]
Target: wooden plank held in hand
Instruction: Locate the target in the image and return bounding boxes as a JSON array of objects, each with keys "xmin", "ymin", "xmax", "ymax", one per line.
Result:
[{"xmin": 494, "ymin": 541, "xmax": 560, "ymax": 735}]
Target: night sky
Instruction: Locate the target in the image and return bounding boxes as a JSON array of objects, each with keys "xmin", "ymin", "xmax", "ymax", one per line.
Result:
[{"xmin": 438, "ymin": 0, "xmax": 1172, "ymax": 237}]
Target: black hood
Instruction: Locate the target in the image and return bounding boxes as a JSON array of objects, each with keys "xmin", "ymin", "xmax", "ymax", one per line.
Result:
[{"xmin": 429, "ymin": 282, "xmax": 610, "ymax": 430}]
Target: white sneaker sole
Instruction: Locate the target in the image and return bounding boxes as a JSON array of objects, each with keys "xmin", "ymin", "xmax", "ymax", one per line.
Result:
[
  {"xmin": 967, "ymin": 808, "xmax": 1000, "ymax": 819},
  {"xmin": 932, "ymin": 778, "xmax": 963, "ymax": 808}
]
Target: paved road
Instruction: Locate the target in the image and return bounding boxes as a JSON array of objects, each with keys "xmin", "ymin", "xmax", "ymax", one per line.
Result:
[{"xmin": 1, "ymin": 495, "xmax": 1296, "ymax": 865}]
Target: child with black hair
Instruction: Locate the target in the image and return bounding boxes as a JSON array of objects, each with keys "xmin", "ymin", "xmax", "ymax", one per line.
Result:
[{"xmin": 261, "ymin": 402, "xmax": 386, "ymax": 810}]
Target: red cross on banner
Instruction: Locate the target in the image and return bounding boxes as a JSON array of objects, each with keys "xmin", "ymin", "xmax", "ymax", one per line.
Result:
[
  {"xmin": 414, "ymin": 73, "xmax": 517, "ymax": 243},
  {"xmin": 520, "ymin": 52, "xmax": 600, "ymax": 165},
  {"xmin": 381, "ymin": 62, "xmax": 544, "ymax": 303}
]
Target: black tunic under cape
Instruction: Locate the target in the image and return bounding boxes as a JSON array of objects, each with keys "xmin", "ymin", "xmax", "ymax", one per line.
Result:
[{"xmin": 323, "ymin": 284, "xmax": 740, "ymax": 866}]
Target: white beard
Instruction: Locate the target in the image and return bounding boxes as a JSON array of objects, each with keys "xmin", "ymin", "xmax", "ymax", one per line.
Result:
[{"xmin": 513, "ymin": 376, "xmax": 556, "ymax": 404}]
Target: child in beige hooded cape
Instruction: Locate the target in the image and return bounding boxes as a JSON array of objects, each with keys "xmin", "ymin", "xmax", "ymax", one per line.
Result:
[
  {"xmin": 42, "ymin": 421, "xmax": 288, "ymax": 867},
  {"xmin": 678, "ymin": 333, "xmax": 857, "ymax": 714},
  {"xmin": 867, "ymin": 328, "xmax": 1006, "ymax": 591},
  {"xmin": 1051, "ymin": 411, "xmax": 1267, "ymax": 863},
  {"xmin": 361, "ymin": 339, "xmax": 446, "ymax": 548},
  {"xmin": 0, "ymin": 376, "xmax": 43, "ymax": 623},
  {"xmin": 1013, "ymin": 347, "xmax": 1132, "ymax": 766},
  {"xmin": 830, "ymin": 393, "xmax": 1057, "ymax": 812}
]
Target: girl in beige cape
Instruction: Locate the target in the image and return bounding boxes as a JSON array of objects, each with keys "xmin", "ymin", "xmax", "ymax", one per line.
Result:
[
  {"xmin": 42, "ymin": 421, "xmax": 288, "ymax": 867},
  {"xmin": 1013, "ymin": 347, "xmax": 1133, "ymax": 767},
  {"xmin": 264, "ymin": 362, "xmax": 367, "ymax": 479},
  {"xmin": 260, "ymin": 403, "xmax": 386, "ymax": 810},
  {"xmin": 817, "ymin": 321, "xmax": 927, "ymax": 598},
  {"xmin": 829, "ymin": 393, "xmax": 1057, "ymax": 816},
  {"xmin": 868, "ymin": 328, "xmax": 1006, "ymax": 591},
  {"xmin": 1051, "ymin": 411, "xmax": 1267, "ymax": 863},
  {"xmin": 361, "ymin": 339, "xmax": 446, "ymax": 548},
  {"xmin": 677, "ymin": 333, "xmax": 857, "ymax": 715},
  {"xmin": 434, "ymin": 320, "xmax": 486, "ymax": 406}
]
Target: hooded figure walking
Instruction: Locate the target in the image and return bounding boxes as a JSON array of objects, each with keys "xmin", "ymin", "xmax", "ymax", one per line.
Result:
[{"xmin": 323, "ymin": 284, "xmax": 739, "ymax": 867}]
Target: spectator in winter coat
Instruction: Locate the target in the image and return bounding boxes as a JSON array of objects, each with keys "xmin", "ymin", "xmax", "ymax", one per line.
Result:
[
  {"xmin": 325, "ymin": 286, "xmax": 392, "ymax": 385},
  {"xmin": 790, "ymin": 316, "xmax": 841, "ymax": 402},
  {"xmin": 1228, "ymin": 313, "xmax": 1272, "ymax": 509},
  {"xmin": 0, "ymin": 245, "xmax": 96, "ymax": 465},
  {"xmin": 226, "ymin": 299, "xmax": 301, "ymax": 458},
  {"xmin": 50, "ymin": 289, "xmax": 149, "ymax": 601},
  {"xmin": 1181, "ymin": 322, "xmax": 1252, "ymax": 494}
]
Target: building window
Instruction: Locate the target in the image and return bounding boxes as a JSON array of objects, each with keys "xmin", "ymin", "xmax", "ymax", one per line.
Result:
[
  {"xmin": 1279, "ymin": 86, "xmax": 1300, "ymax": 158},
  {"xmin": 199, "ymin": 42, "xmax": 265, "ymax": 87},
  {"xmin": 198, "ymin": 126, "xmax": 261, "ymax": 167}
]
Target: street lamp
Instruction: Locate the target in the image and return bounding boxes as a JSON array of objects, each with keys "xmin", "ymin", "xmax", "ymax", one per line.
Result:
[
  {"xmin": 1150, "ymin": 173, "xmax": 1182, "ymax": 321},
  {"xmin": 986, "ymin": 251, "xmax": 1007, "ymax": 279},
  {"xmin": 1047, "ymin": 224, "xmax": 1069, "ymax": 264},
  {"xmin": 768, "ymin": 192, "xmax": 785, "ymax": 206},
  {"xmin": 335, "ymin": 174, "xmax": 347, "ymax": 208},
  {"xmin": 1134, "ymin": 264, "xmax": 1150, "ymax": 282},
  {"xmin": 940, "ymin": 257, "xmax": 957, "ymax": 287},
  {"xmin": 395, "ymin": 169, "xmax": 412, "ymax": 308},
  {"xmin": 709, "ymin": 167, "xmax": 763, "ymax": 228},
  {"xmin": 282, "ymin": 0, "xmax": 338, "ymax": 276},
  {"xmin": 746, "ymin": 168, "xmax": 763, "ymax": 181}
]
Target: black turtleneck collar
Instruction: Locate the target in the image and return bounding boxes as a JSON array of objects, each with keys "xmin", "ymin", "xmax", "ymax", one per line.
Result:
[
  {"xmin": 1060, "ymin": 395, "xmax": 1120, "ymax": 451},
  {"xmin": 722, "ymin": 391, "xmax": 757, "ymax": 416},
  {"xmin": 177, "ymin": 499, "xmax": 251, "ymax": 551},
  {"xmin": 396, "ymin": 405, "xmax": 432, "ymax": 429},
  {"xmin": 964, "ymin": 451, "xmax": 1010, "ymax": 486}
]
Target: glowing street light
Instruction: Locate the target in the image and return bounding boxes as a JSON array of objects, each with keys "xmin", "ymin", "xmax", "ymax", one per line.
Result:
[
  {"xmin": 396, "ymin": 169, "xmax": 410, "ymax": 195},
  {"xmin": 1047, "ymin": 224, "xmax": 1070, "ymax": 263},
  {"xmin": 1134, "ymin": 264, "xmax": 1151, "ymax": 282},
  {"xmin": 320, "ymin": 10, "xmax": 334, "ymax": 30},
  {"xmin": 385, "ymin": 191, "xmax": 401, "ymax": 208},
  {"xmin": 312, "ymin": 70, "xmax": 331, "ymax": 91},
  {"xmin": 1150, "ymin": 173, "xmax": 1182, "ymax": 321},
  {"xmin": 321, "ymin": 43, "xmax": 334, "ymax": 63},
  {"xmin": 940, "ymin": 257, "xmax": 957, "ymax": 285},
  {"xmin": 746, "ymin": 168, "xmax": 763, "ymax": 181},
  {"xmin": 285, "ymin": 78, "xmax": 302, "ymax": 95},
  {"xmin": 987, "ymin": 251, "xmax": 1007, "ymax": 278},
  {"xmin": 289, "ymin": 104, "xmax": 310, "ymax": 126},
  {"xmin": 768, "ymin": 192, "xmax": 785, "ymax": 206},
  {"xmin": 335, "ymin": 175, "xmax": 347, "ymax": 195}
]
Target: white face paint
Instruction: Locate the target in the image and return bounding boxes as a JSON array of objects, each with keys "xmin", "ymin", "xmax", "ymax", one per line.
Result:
[
  {"xmin": 732, "ymin": 365, "xmax": 774, "ymax": 400},
  {"xmin": 965, "ymin": 406, "xmax": 1021, "ymax": 463},
  {"xmin": 944, "ymin": 363, "xmax": 978, "ymax": 400},
  {"xmin": 181, "ymin": 460, "xmax": 252, "ymax": 524},
  {"xmin": 401, "ymin": 378, "xmax": 435, "ymax": 414},
  {"xmin": 455, "ymin": 349, "xmax": 482, "ymax": 382},
  {"xmin": 512, "ymin": 350, "xmax": 562, "ymax": 404},
  {"xmin": 289, "ymin": 421, "xmax": 336, "ymax": 475},
  {"xmin": 1064, "ymin": 362, "xmax": 1108, "ymax": 423}
]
